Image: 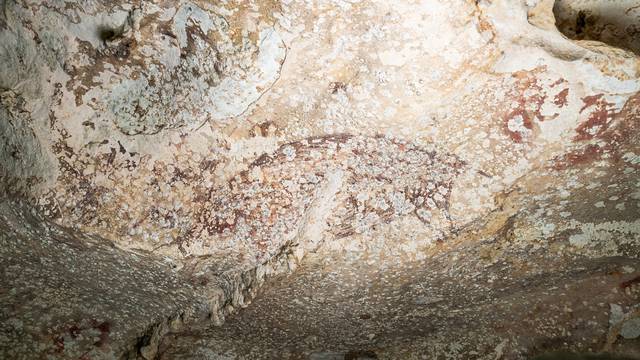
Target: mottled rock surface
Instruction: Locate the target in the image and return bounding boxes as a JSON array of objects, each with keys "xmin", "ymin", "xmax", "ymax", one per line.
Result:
[
  {"xmin": 1, "ymin": 0, "xmax": 640, "ymax": 358},
  {"xmin": 0, "ymin": 201, "xmax": 199, "ymax": 359}
]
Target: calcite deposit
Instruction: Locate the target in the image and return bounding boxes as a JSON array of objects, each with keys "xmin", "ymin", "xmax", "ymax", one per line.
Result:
[{"xmin": 1, "ymin": 0, "xmax": 639, "ymax": 359}]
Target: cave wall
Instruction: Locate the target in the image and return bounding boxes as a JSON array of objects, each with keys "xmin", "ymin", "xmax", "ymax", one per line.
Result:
[{"xmin": 1, "ymin": 0, "xmax": 639, "ymax": 358}]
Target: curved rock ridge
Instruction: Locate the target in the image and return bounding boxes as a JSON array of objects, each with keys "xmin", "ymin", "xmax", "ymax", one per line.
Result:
[{"xmin": 0, "ymin": 199, "xmax": 307, "ymax": 360}]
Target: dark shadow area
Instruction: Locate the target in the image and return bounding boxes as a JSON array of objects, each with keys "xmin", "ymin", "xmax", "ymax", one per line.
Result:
[
  {"xmin": 97, "ymin": 24, "xmax": 125, "ymax": 44},
  {"xmin": 553, "ymin": 0, "xmax": 640, "ymax": 56}
]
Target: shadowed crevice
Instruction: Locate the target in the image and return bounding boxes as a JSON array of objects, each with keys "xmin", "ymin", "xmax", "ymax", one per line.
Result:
[{"xmin": 553, "ymin": 0, "xmax": 640, "ymax": 56}]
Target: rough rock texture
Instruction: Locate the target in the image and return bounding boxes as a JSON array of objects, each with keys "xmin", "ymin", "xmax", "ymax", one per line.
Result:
[
  {"xmin": 0, "ymin": 200, "xmax": 199, "ymax": 359},
  {"xmin": 1, "ymin": 0, "xmax": 640, "ymax": 358},
  {"xmin": 554, "ymin": 0, "xmax": 640, "ymax": 56}
]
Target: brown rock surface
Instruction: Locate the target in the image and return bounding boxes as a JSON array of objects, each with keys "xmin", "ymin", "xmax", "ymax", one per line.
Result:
[{"xmin": 1, "ymin": 0, "xmax": 639, "ymax": 358}]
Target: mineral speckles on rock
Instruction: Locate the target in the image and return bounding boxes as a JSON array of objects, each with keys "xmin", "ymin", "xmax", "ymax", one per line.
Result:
[
  {"xmin": 2, "ymin": 0, "xmax": 640, "ymax": 358},
  {"xmin": 609, "ymin": 303, "xmax": 640, "ymax": 341},
  {"xmin": 565, "ymin": 220, "xmax": 640, "ymax": 256},
  {"xmin": 0, "ymin": 201, "xmax": 199, "ymax": 360},
  {"xmin": 62, "ymin": 1, "xmax": 287, "ymax": 135},
  {"xmin": 0, "ymin": 0, "xmax": 286, "ymax": 201},
  {"xmin": 51, "ymin": 134, "xmax": 464, "ymax": 269},
  {"xmin": 0, "ymin": 91, "xmax": 51, "ymax": 197}
]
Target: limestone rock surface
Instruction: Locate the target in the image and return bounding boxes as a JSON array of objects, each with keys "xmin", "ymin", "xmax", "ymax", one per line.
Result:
[{"xmin": 1, "ymin": 0, "xmax": 640, "ymax": 359}]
